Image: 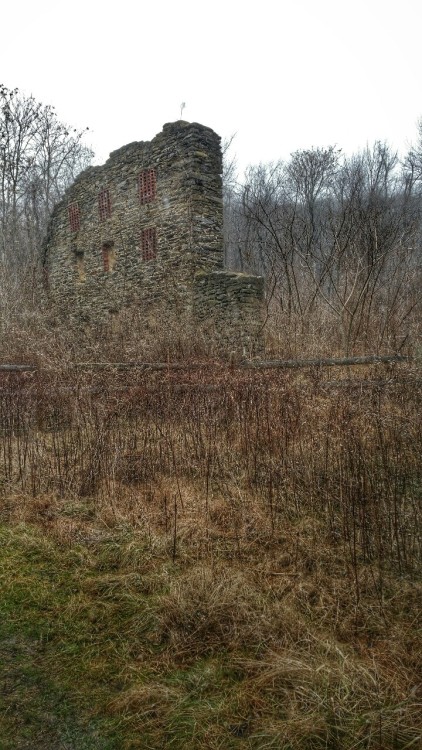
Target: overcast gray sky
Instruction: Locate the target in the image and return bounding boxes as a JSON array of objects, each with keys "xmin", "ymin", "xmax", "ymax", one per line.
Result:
[{"xmin": 1, "ymin": 0, "xmax": 421, "ymax": 174}]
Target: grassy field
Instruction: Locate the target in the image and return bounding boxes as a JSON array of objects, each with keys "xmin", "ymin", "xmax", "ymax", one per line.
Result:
[{"xmin": 0, "ymin": 362, "xmax": 421, "ymax": 749}]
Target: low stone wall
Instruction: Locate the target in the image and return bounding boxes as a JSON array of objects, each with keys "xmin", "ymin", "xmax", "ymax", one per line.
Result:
[{"xmin": 194, "ymin": 271, "xmax": 264, "ymax": 353}]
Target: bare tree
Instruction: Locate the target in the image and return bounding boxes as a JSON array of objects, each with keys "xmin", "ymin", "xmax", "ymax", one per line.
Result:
[
  {"xmin": 221, "ymin": 133, "xmax": 239, "ymax": 268},
  {"xmin": 0, "ymin": 84, "xmax": 93, "ymax": 330},
  {"xmin": 228, "ymin": 141, "xmax": 421, "ymax": 354},
  {"xmin": 404, "ymin": 117, "xmax": 422, "ymax": 184},
  {"xmin": 0, "ymin": 84, "xmax": 92, "ymax": 272}
]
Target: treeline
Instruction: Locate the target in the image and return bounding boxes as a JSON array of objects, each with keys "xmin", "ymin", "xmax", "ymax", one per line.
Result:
[
  {"xmin": 0, "ymin": 84, "xmax": 92, "ymax": 322},
  {"xmin": 224, "ymin": 136, "xmax": 422, "ymax": 354}
]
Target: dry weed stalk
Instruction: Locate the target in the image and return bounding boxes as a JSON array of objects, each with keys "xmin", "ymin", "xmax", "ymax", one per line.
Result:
[{"xmin": 0, "ymin": 357, "xmax": 421, "ymax": 749}]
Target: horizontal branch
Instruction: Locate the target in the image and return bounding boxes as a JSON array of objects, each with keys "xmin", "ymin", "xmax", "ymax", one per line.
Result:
[
  {"xmin": 72, "ymin": 362, "xmax": 205, "ymax": 371},
  {"xmin": 0, "ymin": 354, "xmax": 412, "ymax": 374},
  {"xmin": 243, "ymin": 354, "xmax": 410, "ymax": 369},
  {"xmin": 0, "ymin": 364, "xmax": 37, "ymax": 372}
]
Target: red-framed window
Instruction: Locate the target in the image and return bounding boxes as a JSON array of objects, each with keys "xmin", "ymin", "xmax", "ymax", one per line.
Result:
[
  {"xmin": 98, "ymin": 189, "xmax": 111, "ymax": 221},
  {"xmin": 141, "ymin": 227, "xmax": 157, "ymax": 261},
  {"xmin": 101, "ymin": 242, "xmax": 115, "ymax": 272},
  {"xmin": 68, "ymin": 202, "xmax": 80, "ymax": 232},
  {"xmin": 138, "ymin": 169, "xmax": 156, "ymax": 205}
]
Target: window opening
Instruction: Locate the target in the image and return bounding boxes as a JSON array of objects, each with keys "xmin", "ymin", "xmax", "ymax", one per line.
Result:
[
  {"xmin": 68, "ymin": 202, "xmax": 80, "ymax": 232},
  {"xmin": 138, "ymin": 169, "xmax": 156, "ymax": 205},
  {"xmin": 75, "ymin": 251, "xmax": 86, "ymax": 282},
  {"xmin": 98, "ymin": 189, "xmax": 111, "ymax": 221},
  {"xmin": 141, "ymin": 227, "xmax": 157, "ymax": 261},
  {"xmin": 102, "ymin": 241, "xmax": 115, "ymax": 272}
]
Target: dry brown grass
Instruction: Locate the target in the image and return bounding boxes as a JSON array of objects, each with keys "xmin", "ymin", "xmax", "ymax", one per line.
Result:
[{"xmin": 0, "ymin": 357, "xmax": 421, "ymax": 748}]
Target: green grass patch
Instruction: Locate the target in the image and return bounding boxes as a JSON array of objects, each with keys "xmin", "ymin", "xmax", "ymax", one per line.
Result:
[
  {"xmin": 0, "ymin": 521, "xmax": 420, "ymax": 749},
  {"xmin": 0, "ymin": 524, "xmax": 255, "ymax": 749},
  {"xmin": 0, "ymin": 524, "xmax": 125, "ymax": 748}
]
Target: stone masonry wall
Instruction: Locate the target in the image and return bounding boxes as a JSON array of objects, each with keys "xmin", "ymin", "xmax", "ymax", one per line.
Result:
[
  {"xmin": 43, "ymin": 120, "xmax": 264, "ymax": 348},
  {"xmin": 194, "ymin": 271, "xmax": 264, "ymax": 352}
]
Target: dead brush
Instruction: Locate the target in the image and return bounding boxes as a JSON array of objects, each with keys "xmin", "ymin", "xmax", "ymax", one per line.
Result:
[
  {"xmin": 154, "ymin": 564, "xmax": 301, "ymax": 660},
  {"xmin": 0, "ymin": 355, "xmax": 421, "ymax": 748},
  {"xmin": 237, "ymin": 641, "xmax": 422, "ymax": 750},
  {"xmin": 110, "ymin": 681, "xmax": 182, "ymax": 723}
]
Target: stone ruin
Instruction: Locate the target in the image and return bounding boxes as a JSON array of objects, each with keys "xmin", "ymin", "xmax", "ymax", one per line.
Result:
[{"xmin": 42, "ymin": 120, "xmax": 264, "ymax": 351}]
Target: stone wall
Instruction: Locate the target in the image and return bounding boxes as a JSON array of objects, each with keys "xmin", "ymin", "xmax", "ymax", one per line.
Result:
[
  {"xmin": 43, "ymin": 120, "xmax": 264, "ymax": 348},
  {"xmin": 194, "ymin": 271, "xmax": 264, "ymax": 352}
]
